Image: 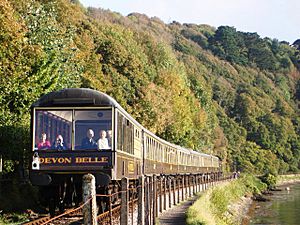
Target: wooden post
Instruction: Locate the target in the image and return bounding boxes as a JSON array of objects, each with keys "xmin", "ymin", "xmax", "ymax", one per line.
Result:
[
  {"xmin": 130, "ymin": 185, "xmax": 134, "ymax": 225},
  {"xmin": 168, "ymin": 177, "xmax": 172, "ymax": 209},
  {"xmin": 189, "ymin": 175, "xmax": 192, "ymax": 197},
  {"xmin": 121, "ymin": 177, "xmax": 129, "ymax": 225},
  {"xmin": 108, "ymin": 188, "xmax": 113, "ymax": 225},
  {"xmin": 153, "ymin": 175, "xmax": 157, "ymax": 225},
  {"xmin": 138, "ymin": 176, "xmax": 145, "ymax": 225},
  {"xmin": 145, "ymin": 177, "xmax": 150, "ymax": 225},
  {"xmin": 199, "ymin": 175, "xmax": 202, "ymax": 192},
  {"xmin": 172, "ymin": 177, "xmax": 176, "ymax": 205},
  {"xmin": 181, "ymin": 176, "xmax": 185, "ymax": 201},
  {"xmin": 193, "ymin": 175, "xmax": 197, "ymax": 195},
  {"xmin": 185, "ymin": 176, "xmax": 189, "ymax": 198},
  {"xmin": 149, "ymin": 176, "xmax": 153, "ymax": 225},
  {"xmin": 195, "ymin": 175, "xmax": 198, "ymax": 193},
  {"xmin": 82, "ymin": 174, "xmax": 97, "ymax": 225},
  {"xmin": 159, "ymin": 176, "xmax": 163, "ymax": 213},
  {"xmin": 191, "ymin": 176, "xmax": 194, "ymax": 195},
  {"xmin": 177, "ymin": 177, "xmax": 180, "ymax": 204},
  {"xmin": 200, "ymin": 175, "xmax": 203, "ymax": 191},
  {"xmin": 163, "ymin": 176, "xmax": 167, "ymax": 210}
]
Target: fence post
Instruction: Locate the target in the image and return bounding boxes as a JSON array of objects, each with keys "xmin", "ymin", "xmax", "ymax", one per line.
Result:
[
  {"xmin": 191, "ymin": 176, "xmax": 194, "ymax": 195},
  {"xmin": 82, "ymin": 174, "xmax": 97, "ymax": 225},
  {"xmin": 168, "ymin": 177, "xmax": 172, "ymax": 209},
  {"xmin": 176, "ymin": 176, "xmax": 179, "ymax": 204},
  {"xmin": 199, "ymin": 174, "xmax": 202, "ymax": 192},
  {"xmin": 145, "ymin": 176, "xmax": 150, "ymax": 225},
  {"xmin": 189, "ymin": 175, "xmax": 192, "ymax": 197},
  {"xmin": 138, "ymin": 175, "xmax": 145, "ymax": 225},
  {"xmin": 172, "ymin": 177, "xmax": 176, "ymax": 205},
  {"xmin": 121, "ymin": 177, "xmax": 129, "ymax": 225},
  {"xmin": 193, "ymin": 176, "xmax": 196, "ymax": 194},
  {"xmin": 195, "ymin": 175, "xmax": 198, "ymax": 193},
  {"xmin": 185, "ymin": 175, "xmax": 189, "ymax": 198},
  {"xmin": 153, "ymin": 175, "xmax": 157, "ymax": 225},
  {"xmin": 163, "ymin": 176, "xmax": 167, "ymax": 210},
  {"xmin": 108, "ymin": 188, "xmax": 113, "ymax": 225},
  {"xmin": 159, "ymin": 176, "xmax": 163, "ymax": 213},
  {"xmin": 181, "ymin": 175, "xmax": 185, "ymax": 201},
  {"xmin": 149, "ymin": 176, "xmax": 153, "ymax": 225}
]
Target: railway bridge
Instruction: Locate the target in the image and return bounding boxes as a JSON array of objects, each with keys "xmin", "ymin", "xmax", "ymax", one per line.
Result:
[{"xmin": 23, "ymin": 172, "xmax": 233, "ymax": 225}]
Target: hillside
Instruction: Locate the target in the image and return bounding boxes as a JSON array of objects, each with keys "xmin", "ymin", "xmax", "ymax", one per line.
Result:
[{"xmin": 1, "ymin": 0, "xmax": 300, "ymax": 182}]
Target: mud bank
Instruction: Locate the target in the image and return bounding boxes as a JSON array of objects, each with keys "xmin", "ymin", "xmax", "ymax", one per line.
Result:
[{"xmin": 226, "ymin": 194, "xmax": 253, "ymax": 225}]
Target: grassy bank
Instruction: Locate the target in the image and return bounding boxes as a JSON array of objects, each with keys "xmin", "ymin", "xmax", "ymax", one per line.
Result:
[
  {"xmin": 186, "ymin": 174, "xmax": 266, "ymax": 225},
  {"xmin": 0, "ymin": 213, "xmax": 29, "ymax": 225}
]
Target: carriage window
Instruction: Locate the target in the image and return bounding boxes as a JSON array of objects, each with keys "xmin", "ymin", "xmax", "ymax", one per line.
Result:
[
  {"xmin": 34, "ymin": 110, "xmax": 72, "ymax": 150},
  {"xmin": 74, "ymin": 110, "xmax": 112, "ymax": 150},
  {"xmin": 116, "ymin": 112, "xmax": 134, "ymax": 154}
]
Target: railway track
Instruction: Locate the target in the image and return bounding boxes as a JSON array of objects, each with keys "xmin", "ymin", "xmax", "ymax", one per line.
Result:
[
  {"xmin": 22, "ymin": 215, "xmax": 51, "ymax": 225},
  {"xmin": 22, "ymin": 198, "xmax": 137, "ymax": 225}
]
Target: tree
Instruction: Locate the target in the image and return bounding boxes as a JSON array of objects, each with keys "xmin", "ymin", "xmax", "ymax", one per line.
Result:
[
  {"xmin": 209, "ymin": 26, "xmax": 248, "ymax": 65},
  {"xmin": 292, "ymin": 39, "xmax": 300, "ymax": 50}
]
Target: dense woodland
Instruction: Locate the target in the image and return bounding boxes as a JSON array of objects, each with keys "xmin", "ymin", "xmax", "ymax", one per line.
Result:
[{"xmin": 1, "ymin": 0, "xmax": 300, "ymax": 183}]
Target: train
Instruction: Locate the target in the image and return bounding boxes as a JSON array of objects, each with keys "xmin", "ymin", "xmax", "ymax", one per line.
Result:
[{"xmin": 29, "ymin": 88, "xmax": 221, "ymax": 215}]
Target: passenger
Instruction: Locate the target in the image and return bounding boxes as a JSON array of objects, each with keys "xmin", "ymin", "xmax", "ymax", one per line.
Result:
[
  {"xmin": 97, "ymin": 130, "xmax": 109, "ymax": 150},
  {"xmin": 52, "ymin": 134, "xmax": 66, "ymax": 150},
  {"xmin": 107, "ymin": 130, "xmax": 112, "ymax": 148},
  {"xmin": 81, "ymin": 128, "xmax": 97, "ymax": 149},
  {"xmin": 38, "ymin": 133, "xmax": 51, "ymax": 150}
]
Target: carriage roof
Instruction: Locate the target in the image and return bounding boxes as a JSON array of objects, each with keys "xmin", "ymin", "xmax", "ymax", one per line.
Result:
[{"xmin": 32, "ymin": 88, "xmax": 119, "ymax": 107}]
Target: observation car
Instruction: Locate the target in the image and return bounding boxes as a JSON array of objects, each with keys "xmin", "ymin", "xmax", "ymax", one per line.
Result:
[{"xmin": 29, "ymin": 88, "xmax": 220, "ymax": 214}]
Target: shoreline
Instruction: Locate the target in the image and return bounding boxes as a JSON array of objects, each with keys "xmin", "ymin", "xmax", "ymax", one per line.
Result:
[{"xmin": 240, "ymin": 176, "xmax": 300, "ymax": 225}]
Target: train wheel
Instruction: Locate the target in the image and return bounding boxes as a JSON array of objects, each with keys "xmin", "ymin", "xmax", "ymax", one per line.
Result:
[
  {"xmin": 112, "ymin": 184, "xmax": 119, "ymax": 204},
  {"xmin": 97, "ymin": 185, "xmax": 109, "ymax": 213},
  {"xmin": 58, "ymin": 200, "xmax": 65, "ymax": 213}
]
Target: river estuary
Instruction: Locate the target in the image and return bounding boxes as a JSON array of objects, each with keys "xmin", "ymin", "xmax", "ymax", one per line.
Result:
[{"xmin": 248, "ymin": 182, "xmax": 300, "ymax": 225}]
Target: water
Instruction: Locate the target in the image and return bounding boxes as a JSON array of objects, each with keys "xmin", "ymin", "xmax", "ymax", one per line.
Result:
[{"xmin": 248, "ymin": 182, "xmax": 300, "ymax": 225}]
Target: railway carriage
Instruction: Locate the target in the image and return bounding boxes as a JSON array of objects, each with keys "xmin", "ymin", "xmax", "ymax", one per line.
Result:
[{"xmin": 29, "ymin": 88, "xmax": 220, "ymax": 215}]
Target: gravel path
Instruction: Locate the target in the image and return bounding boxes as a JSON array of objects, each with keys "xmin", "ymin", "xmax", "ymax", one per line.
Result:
[{"xmin": 158, "ymin": 195, "xmax": 198, "ymax": 225}]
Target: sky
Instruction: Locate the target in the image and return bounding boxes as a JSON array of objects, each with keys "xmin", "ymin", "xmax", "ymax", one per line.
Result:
[{"xmin": 79, "ymin": 0, "xmax": 300, "ymax": 44}]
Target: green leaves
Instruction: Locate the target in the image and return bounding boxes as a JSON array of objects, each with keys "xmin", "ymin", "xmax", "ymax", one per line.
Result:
[
  {"xmin": 1, "ymin": 0, "xmax": 300, "ymax": 177},
  {"xmin": 208, "ymin": 26, "xmax": 298, "ymax": 72}
]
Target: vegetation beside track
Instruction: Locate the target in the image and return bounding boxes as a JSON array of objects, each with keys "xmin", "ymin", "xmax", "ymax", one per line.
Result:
[{"xmin": 0, "ymin": 212, "xmax": 29, "ymax": 225}]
